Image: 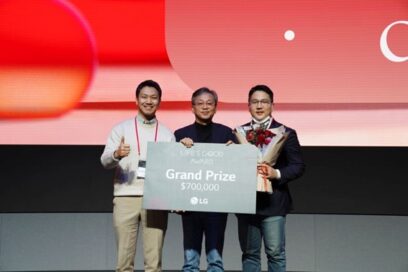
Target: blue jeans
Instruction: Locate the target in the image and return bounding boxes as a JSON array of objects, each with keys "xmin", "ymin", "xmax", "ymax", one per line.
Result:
[
  {"xmin": 237, "ymin": 215, "xmax": 286, "ymax": 272},
  {"xmin": 182, "ymin": 212, "xmax": 228, "ymax": 272}
]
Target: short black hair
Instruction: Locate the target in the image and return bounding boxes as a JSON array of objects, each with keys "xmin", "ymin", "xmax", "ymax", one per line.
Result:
[
  {"xmin": 248, "ymin": 85, "xmax": 274, "ymax": 103},
  {"xmin": 135, "ymin": 80, "xmax": 162, "ymax": 99},
  {"xmin": 191, "ymin": 87, "xmax": 218, "ymax": 106}
]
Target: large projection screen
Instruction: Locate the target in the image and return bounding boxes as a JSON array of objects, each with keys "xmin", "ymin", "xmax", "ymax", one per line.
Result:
[{"xmin": 0, "ymin": 0, "xmax": 407, "ymax": 146}]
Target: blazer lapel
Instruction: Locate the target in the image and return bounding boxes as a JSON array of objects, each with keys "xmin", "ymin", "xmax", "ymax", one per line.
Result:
[{"xmin": 269, "ymin": 119, "xmax": 282, "ymax": 129}]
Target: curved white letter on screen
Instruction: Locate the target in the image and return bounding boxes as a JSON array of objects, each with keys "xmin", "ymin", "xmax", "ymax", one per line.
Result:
[{"xmin": 380, "ymin": 20, "xmax": 408, "ymax": 62}]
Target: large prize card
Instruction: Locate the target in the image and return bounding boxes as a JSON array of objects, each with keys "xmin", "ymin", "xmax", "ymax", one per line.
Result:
[{"xmin": 143, "ymin": 142, "xmax": 258, "ymax": 214}]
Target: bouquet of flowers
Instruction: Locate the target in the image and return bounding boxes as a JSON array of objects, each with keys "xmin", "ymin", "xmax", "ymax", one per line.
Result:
[{"xmin": 234, "ymin": 123, "xmax": 288, "ymax": 194}]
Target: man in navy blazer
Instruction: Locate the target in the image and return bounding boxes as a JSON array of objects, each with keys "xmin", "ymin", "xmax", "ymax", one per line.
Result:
[
  {"xmin": 175, "ymin": 87, "xmax": 235, "ymax": 272},
  {"xmin": 237, "ymin": 85, "xmax": 305, "ymax": 272}
]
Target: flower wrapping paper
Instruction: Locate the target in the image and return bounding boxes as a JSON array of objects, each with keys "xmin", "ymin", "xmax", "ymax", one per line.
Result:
[{"xmin": 234, "ymin": 125, "xmax": 289, "ymax": 193}]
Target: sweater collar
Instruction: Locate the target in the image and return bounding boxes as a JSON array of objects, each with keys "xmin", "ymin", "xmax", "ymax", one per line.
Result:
[{"xmin": 136, "ymin": 114, "xmax": 157, "ymax": 125}]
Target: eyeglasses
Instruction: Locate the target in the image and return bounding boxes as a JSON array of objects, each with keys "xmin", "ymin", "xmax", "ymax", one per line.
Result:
[
  {"xmin": 193, "ymin": 101, "xmax": 216, "ymax": 107},
  {"xmin": 249, "ymin": 99, "xmax": 271, "ymax": 106}
]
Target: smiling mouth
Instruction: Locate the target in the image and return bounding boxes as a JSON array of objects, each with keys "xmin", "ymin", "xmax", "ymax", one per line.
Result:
[{"xmin": 142, "ymin": 105, "xmax": 154, "ymax": 109}]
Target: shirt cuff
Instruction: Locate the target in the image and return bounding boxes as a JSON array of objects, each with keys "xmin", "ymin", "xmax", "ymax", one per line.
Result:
[
  {"xmin": 276, "ymin": 169, "xmax": 281, "ymax": 179},
  {"xmin": 112, "ymin": 151, "xmax": 120, "ymax": 161}
]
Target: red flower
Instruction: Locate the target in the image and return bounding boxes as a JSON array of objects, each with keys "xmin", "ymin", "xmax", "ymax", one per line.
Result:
[
  {"xmin": 246, "ymin": 131, "xmax": 255, "ymax": 142},
  {"xmin": 264, "ymin": 130, "xmax": 273, "ymax": 137},
  {"xmin": 246, "ymin": 128, "xmax": 275, "ymax": 147},
  {"xmin": 256, "ymin": 134, "xmax": 265, "ymax": 146}
]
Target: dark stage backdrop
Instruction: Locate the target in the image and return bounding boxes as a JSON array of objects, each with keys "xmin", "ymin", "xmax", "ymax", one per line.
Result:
[{"xmin": 0, "ymin": 145, "xmax": 407, "ymax": 215}]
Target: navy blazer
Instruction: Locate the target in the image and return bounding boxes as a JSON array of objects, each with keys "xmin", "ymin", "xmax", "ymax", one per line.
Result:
[
  {"xmin": 242, "ymin": 119, "xmax": 305, "ymax": 216},
  {"xmin": 175, "ymin": 122, "xmax": 235, "ymax": 144}
]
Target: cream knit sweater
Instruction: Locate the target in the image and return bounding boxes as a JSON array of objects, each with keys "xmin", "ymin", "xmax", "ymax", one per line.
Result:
[{"xmin": 101, "ymin": 115, "xmax": 175, "ymax": 196}]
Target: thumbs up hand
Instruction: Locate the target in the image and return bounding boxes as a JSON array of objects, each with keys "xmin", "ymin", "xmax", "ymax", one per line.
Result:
[{"xmin": 114, "ymin": 136, "xmax": 131, "ymax": 159}]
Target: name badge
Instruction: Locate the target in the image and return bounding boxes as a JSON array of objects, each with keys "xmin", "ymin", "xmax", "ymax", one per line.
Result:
[{"xmin": 137, "ymin": 160, "xmax": 146, "ymax": 179}]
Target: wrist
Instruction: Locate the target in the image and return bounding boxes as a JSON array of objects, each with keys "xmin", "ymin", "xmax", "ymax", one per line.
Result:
[{"xmin": 112, "ymin": 150, "xmax": 120, "ymax": 161}]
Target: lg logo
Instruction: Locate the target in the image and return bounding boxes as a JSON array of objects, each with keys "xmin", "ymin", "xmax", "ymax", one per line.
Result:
[
  {"xmin": 380, "ymin": 20, "xmax": 408, "ymax": 63},
  {"xmin": 190, "ymin": 197, "xmax": 209, "ymax": 205}
]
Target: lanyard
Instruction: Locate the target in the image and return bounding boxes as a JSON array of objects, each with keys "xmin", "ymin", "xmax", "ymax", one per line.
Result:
[{"xmin": 134, "ymin": 118, "xmax": 159, "ymax": 156}]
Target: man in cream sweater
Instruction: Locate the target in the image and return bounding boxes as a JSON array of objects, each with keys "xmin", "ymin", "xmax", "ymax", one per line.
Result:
[{"xmin": 101, "ymin": 80, "xmax": 175, "ymax": 272}]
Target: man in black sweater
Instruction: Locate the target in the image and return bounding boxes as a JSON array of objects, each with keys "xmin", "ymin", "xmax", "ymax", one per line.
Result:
[{"xmin": 175, "ymin": 87, "xmax": 235, "ymax": 272}]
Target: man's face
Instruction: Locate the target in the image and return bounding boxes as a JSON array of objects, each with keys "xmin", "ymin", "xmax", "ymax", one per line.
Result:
[
  {"xmin": 136, "ymin": 86, "xmax": 160, "ymax": 120},
  {"xmin": 248, "ymin": 90, "xmax": 273, "ymax": 121},
  {"xmin": 192, "ymin": 93, "xmax": 217, "ymax": 124}
]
